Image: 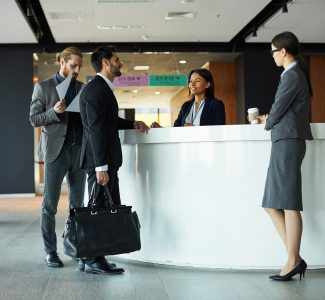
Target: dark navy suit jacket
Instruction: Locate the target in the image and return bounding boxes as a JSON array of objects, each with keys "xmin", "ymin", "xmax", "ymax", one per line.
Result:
[
  {"xmin": 79, "ymin": 75, "xmax": 134, "ymax": 169},
  {"xmin": 174, "ymin": 98, "xmax": 226, "ymax": 126}
]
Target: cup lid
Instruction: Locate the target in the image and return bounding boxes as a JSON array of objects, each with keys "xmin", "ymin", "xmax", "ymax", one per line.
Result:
[{"xmin": 247, "ymin": 107, "xmax": 259, "ymax": 113}]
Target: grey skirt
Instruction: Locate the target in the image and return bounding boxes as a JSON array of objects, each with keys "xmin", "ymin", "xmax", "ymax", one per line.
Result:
[{"xmin": 262, "ymin": 139, "xmax": 306, "ymax": 211}]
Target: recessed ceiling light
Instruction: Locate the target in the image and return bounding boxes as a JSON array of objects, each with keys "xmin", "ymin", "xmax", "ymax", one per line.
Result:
[
  {"xmin": 142, "ymin": 34, "xmax": 149, "ymax": 41},
  {"xmin": 98, "ymin": 0, "xmax": 151, "ymax": 3},
  {"xmin": 179, "ymin": 60, "xmax": 186, "ymax": 64},
  {"xmin": 165, "ymin": 12, "xmax": 196, "ymax": 19},
  {"xmin": 97, "ymin": 25, "xmax": 145, "ymax": 30},
  {"xmin": 33, "ymin": 53, "xmax": 39, "ymax": 62},
  {"xmin": 154, "ymin": 91, "xmax": 161, "ymax": 95},
  {"xmin": 132, "ymin": 66, "xmax": 150, "ymax": 71}
]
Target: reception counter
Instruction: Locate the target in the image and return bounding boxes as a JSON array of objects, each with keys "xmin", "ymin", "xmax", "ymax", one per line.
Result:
[{"xmin": 114, "ymin": 124, "xmax": 325, "ymax": 269}]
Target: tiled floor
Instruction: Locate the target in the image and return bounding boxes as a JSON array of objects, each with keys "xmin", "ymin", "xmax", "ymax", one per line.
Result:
[{"xmin": 1, "ymin": 195, "xmax": 324, "ymax": 300}]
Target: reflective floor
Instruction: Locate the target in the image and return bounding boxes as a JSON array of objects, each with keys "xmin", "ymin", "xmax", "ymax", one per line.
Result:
[{"xmin": 1, "ymin": 195, "xmax": 325, "ymax": 300}]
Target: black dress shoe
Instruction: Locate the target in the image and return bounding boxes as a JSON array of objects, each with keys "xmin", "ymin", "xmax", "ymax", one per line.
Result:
[
  {"xmin": 84, "ymin": 259, "xmax": 124, "ymax": 275},
  {"xmin": 45, "ymin": 251, "xmax": 64, "ymax": 268},
  {"xmin": 269, "ymin": 260, "xmax": 307, "ymax": 281},
  {"xmin": 78, "ymin": 258, "xmax": 117, "ymax": 272}
]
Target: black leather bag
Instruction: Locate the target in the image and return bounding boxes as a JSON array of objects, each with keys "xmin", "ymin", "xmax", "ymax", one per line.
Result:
[{"xmin": 62, "ymin": 184, "xmax": 141, "ymax": 258}]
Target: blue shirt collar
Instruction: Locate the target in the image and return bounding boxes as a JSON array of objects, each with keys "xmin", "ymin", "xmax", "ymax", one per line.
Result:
[{"xmin": 281, "ymin": 60, "xmax": 298, "ymax": 77}]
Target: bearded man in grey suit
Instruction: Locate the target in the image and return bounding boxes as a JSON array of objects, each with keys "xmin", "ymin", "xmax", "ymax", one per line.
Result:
[{"xmin": 30, "ymin": 46, "xmax": 86, "ymax": 268}]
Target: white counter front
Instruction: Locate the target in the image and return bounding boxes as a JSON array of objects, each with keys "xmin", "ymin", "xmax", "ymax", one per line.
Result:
[{"xmin": 117, "ymin": 124, "xmax": 325, "ymax": 269}]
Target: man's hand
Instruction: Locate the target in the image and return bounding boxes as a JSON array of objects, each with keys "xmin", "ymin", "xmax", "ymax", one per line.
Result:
[
  {"xmin": 134, "ymin": 121, "xmax": 149, "ymax": 133},
  {"xmin": 53, "ymin": 99, "xmax": 67, "ymax": 114},
  {"xmin": 96, "ymin": 171, "xmax": 109, "ymax": 186},
  {"xmin": 150, "ymin": 121, "xmax": 162, "ymax": 128}
]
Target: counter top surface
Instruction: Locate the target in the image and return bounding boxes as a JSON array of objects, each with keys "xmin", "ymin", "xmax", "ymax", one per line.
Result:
[{"xmin": 120, "ymin": 123, "xmax": 325, "ymax": 144}]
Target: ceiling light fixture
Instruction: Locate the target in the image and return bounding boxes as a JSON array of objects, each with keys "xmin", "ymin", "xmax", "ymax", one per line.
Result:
[
  {"xmin": 165, "ymin": 12, "xmax": 196, "ymax": 19},
  {"xmin": 97, "ymin": 0, "xmax": 151, "ymax": 3},
  {"xmin": 262, "ymin": 0, "xmax": 295, "ymax": 28},
  {"xmin": 282, "ymin": 1, "xmax": 288, "ymax": 13},
  {"xmin": 132, "ymin": 66, "xmax": 150, "ymax": 71},
  {"xmin": 142, "ymin": 34, "xmax": 149, "ymax": 41},
  {"xmin": 26, "ymin": 6, "xmax": 33, "ymax": 17},
  {"xmin": 33, "ymin": 53, "xmax": 39, "ymax": 62},
  {"xmin": 154, "ymin": 91, "xmax": 161, "ymax": 95},
  {"xmin": 97, "ymin": 25, "xmax": 145, "ymax": 30},
  {"xmin": 179, "ymin": 60, "xmax": 187, "ymax": 64}
]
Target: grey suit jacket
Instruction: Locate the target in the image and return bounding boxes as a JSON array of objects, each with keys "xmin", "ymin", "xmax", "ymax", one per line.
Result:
[
  {"xmin": 265, "ymin": 64, "xmax": 313, "ymax": 142},
  {"xmin": 29, "ymin": 75, "xmax": 83, "ymax": 163}
]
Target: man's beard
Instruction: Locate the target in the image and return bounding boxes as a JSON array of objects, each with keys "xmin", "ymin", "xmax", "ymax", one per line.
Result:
[
  {"xmin": 111, "ymin": 65, "xmax": 122, "ymax": 77},
  {"xmin": 71, "ymin": 72, "xmax": 78, "ymax": 80},
  {"xmin": 62, "ymin": 66, "xmax": 78, "ymax": 80}
]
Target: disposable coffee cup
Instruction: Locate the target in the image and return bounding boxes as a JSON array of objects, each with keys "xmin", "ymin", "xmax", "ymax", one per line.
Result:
[{"xmin": 247, "ymin": 107, "xmax": 259, "ymax": 124}]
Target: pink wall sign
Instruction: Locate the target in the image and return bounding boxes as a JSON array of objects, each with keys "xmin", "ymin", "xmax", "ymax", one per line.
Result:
[{"xmin": 113, "ymin": 75, "xmax": 149, "ymax": 87}]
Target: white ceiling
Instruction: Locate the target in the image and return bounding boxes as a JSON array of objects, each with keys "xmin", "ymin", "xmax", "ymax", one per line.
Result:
[
  {"xmin": 246, "ymin": 0, "xmax": 325, "ymax": 43},
  {"xmin": 0, "ymin": 1, "xmax": 36, "ymax": 43},
  {"xmin": 39, "ymin": 0, "xmax": 270, "ymax": 43},
  {"xmin": 1, "ymin": 1, "xmax": 325, "ymax": 44}
]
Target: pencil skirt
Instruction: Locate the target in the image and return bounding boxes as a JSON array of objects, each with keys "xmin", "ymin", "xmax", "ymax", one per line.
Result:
[{"xmin": 262, "ymin": 138, "xmax": 306, "ymax": 211}]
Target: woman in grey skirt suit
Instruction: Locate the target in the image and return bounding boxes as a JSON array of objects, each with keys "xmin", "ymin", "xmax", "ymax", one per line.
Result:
[{"xmin": 258, "ymin": 32, "xmax": 313, "ymax": 281}]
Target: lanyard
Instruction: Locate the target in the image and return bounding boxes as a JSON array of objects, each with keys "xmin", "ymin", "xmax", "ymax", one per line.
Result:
[{"xmin": 191, "ymin": 100, "xmax": 205, "ymax": 123}]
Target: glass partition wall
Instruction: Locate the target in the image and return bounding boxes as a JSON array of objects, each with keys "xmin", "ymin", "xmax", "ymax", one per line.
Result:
[{"xmin": 32, "ymin": 51, "xmax": 237, "ymax": 194}]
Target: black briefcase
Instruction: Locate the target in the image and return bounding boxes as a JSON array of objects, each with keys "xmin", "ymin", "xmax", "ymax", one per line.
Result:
[{"xmin": 62, "ymin": 185, "xmax": 141, "ymax": 258}]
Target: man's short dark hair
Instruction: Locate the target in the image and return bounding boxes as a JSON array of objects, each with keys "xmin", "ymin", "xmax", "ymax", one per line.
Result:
[{"xmin": 90, "ymin": 45, "xmax": 117, "ymax": 73}]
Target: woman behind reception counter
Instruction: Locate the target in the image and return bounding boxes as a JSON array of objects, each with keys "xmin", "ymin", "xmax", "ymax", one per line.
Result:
[{"xmin": 151, "ymin": 68, "xmax": 226, "ymax": 128}]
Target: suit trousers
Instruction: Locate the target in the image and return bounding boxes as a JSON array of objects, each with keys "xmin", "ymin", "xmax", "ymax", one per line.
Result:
[{"xmin": 41, "ymin": 143, "xmax": 86, "ymax": 253}]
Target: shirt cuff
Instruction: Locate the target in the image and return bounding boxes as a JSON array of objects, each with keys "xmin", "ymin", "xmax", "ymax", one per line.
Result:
[{"xmin": 95, "ymin": 165, "xmax": 108, "ymax": 171}]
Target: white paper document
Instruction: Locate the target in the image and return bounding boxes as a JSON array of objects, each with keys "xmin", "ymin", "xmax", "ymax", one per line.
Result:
[
  {"xmin": 66, "ymin": 84, "xmax": 86, "ymax": 112},
  {"xmin": 55, "ymin": 73, "xmax": 73, "ymax": 100}
]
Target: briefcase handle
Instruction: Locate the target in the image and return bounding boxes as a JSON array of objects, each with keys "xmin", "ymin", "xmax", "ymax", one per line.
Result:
[
  {"xmin": 103, "ymin": 185, "xmax": 115, "ymax": 209},
  {"xmin": 88, "ymin": 183, "xmax": 115, "ymax": 210}
]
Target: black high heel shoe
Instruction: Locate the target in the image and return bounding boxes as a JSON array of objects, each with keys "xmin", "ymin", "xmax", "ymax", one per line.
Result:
[{"xmin": 269, "ymin": 259, "xmax": 307, "ymax": 281}]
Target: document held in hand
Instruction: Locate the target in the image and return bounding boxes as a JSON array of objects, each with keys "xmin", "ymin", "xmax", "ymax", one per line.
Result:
[
  {"xmin": 55, "ymin": 73, "xmax": 72, "ymax": 100},
  {"xmin": 66, "ymin": 84, "xmax": 86, "ymax": 113},
  {"xmin": 55, "ymin": 73, "xmax": 85, "ymax": 113}
]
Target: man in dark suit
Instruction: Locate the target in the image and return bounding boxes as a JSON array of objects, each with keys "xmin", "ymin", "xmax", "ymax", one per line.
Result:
[{"xmin": 79, "ymin": 45, "xmax": 148, "ymax": 275}]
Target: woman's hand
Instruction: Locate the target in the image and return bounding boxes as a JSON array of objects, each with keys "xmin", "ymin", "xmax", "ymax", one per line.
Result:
[{"xmin": 257, "ymin": 114, "xmax": 269, "ymax": 124}]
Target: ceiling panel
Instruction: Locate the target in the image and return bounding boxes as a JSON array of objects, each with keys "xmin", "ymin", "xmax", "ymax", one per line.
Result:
[
  {"xmin": 0, "ymin": 0, "xmax": 37, "ymax": 43},
  {"xmin": 2, "ymin": 1, "xmax": 325, "ymax": 45},
  {"xmin": 39, "ymin": 0, "xmax": 269, "ymax": 43}
]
